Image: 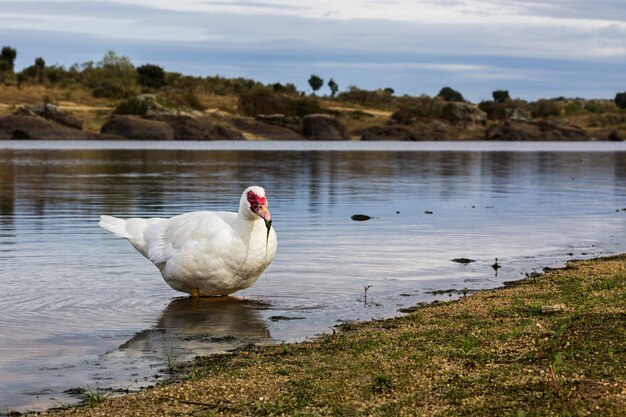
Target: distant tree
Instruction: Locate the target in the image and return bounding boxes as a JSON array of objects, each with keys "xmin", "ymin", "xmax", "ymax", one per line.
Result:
[
  {"xmin": 0, "ymin": 46, "xmax": 17, "ymax": 72},
  {"xmin": 437, "ymin": 86, "xmax": 464, "ymax": 102},
  {"xmin": 492, "ymin": 89, "xmax": 510, "ymax": 103},
  {"xmin": 308, "ymin": 74, "xmax": 324, "ymax": 94},
  {"xmin": 383, "ymin": 87, "xmax": 395, "ymax": 95},
  {"xmin": 615, "ymin": 92, "xmax": 626, "ymax": 109},
  {"xmin": 90, "ymin": 50, "xmax": 137, "ymax": 98},
  {"xmin": 35, "ymin": 57, "xmax": 46, "ymax": 84},
  {"xmin": 328, "ymin": 78, "xmax": 339, "ymax": 97},
  {"xmin": 136, "ymin": 63, "xmax": 166, "ymax": 88}
]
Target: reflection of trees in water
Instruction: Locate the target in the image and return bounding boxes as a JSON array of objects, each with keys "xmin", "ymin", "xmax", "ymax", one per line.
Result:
[
  {"xmin": 119, "ymin": 297, "xmax": 270, "ymax": 358},
  {"xmin": 1, "ymin": 148, "xmax": 625, "ymax": 221}
]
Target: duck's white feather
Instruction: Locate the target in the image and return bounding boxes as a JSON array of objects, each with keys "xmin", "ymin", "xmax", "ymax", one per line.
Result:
[{"xmin": 99, "ymin": 187, "xmax": 277, "ymax": 296}]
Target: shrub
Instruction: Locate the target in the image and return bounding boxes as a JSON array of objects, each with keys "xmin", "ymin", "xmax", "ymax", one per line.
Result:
[
  {"xmin": 478, "ymin": 101, "xmax": 507, "ymax": 120},
  {"xmin": 391, "ymin": 95, "xmax": 446, "ymax": 123},
  {"xmin": 615, "ymin": 92, "xmax": 626, "ymax": 109},
  {"xmin": 336, "ymin": 86, "xmax": 395, "ymax": 108},
  {"xmin": 137, "ymin": 64, "xmax": 166, "ymax": 89},
  {"xmin": 437, "ymin": 86, "xmax": 464, "ymax": 102},
  {"xmin": 492, "ymin": 90, "xmax": 510, "ymax": 103},
  {"xmin": 239, "ymin": 85, "xmax": 322, "ymax": 117},
  {"xmin": 530, "ymin": 99, "xmax": 562, "ymax": 118},
  {"xmin": 113, "ymin": 97, "xmax": 150, "ymax": 115}
]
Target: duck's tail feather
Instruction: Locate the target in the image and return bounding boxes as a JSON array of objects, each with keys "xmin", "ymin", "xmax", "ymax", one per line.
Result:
[
  {"xmin": 99, "ymin": 215, "xmax": 132, "ymax": 239},
  {"xmin": 99, "ymin": 215, "xmax": 165, "ymax": 257}
]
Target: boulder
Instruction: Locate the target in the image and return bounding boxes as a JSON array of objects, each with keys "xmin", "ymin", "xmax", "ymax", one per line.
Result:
[
  {"xmin": 301, "ymin": 114, "xmax": 349, "ymax": 140},
  {"xmin": 230, "ymin": 117, "xmax": 305, "ymax": 140},
  {"xmin": 101, "ymin": 115, "xmax": 175, "ymax": 140},
  {"xmin": 15, "ymin": 103, "xmax": 83, "ymax": 129},
  {"xmin": 255, "ymin": 114, "xmax": 302, "ymax": 132},
  {"xmin": 485, "ymin": 120, "xmax": 590, "ymax": 141},
  {"xmin": 0, "ymin": 115, "xmax": 114, "ymax": 140},
  {"xmin": 361, "ymin": 125, "xmax": 418, "ymax": 141},
  {"xmin": 442, "ymin": 102, "xmax": 486, "ymax": 125},
  {"xmin": 608, "ymin": 130, "xmax": 623, "ymax": 141}
]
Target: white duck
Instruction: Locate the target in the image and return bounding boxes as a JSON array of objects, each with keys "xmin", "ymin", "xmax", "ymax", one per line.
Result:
[{"xmin": 99, "ymin": 186, "xmax": 277, "ymax": 297}]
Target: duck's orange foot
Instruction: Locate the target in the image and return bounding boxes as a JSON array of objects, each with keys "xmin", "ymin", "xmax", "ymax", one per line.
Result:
[{"xmin": 190, "ymin": 288, "xmax": 200, "ymax": 297}]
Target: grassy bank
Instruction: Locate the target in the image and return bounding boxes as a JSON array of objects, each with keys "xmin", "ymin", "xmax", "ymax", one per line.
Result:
[{"xmin": 33, "ymin": 255, "xmax": 626, "ymax": 416}]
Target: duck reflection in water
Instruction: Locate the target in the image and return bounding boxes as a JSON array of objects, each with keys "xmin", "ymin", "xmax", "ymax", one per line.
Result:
[{"xmin": 119, "ymin": 297, "xmax": 271, "ymax": 361}]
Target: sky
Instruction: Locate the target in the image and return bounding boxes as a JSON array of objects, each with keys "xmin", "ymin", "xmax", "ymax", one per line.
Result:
[{"xmin": 1, "ymin": 0, "xmax": 625, "ymax": 101}]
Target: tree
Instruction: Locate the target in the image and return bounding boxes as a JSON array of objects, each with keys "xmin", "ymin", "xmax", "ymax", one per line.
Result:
[
  {"xmin": 328, "ymin": 78, "xmax": 338, "ymax": 97},
  {"xmin": 437, "ymin": 86, "xmax": 464, "ymax": 102},
  {"xmin": 136, "ymin": 63, "xmax": 166, "ymax": 88},
  {"xmin": 308, "ymin": 74, "xmax": 323, "ymax": 94},
  {"xmin": 35, "ymin": 57, "xmax": 46, "ymax": 84},
  {"xmin": 492, "ymin": 89, "xmax": 510, "ymax": 103},
  {"xmin": 0, "ymin": 46, "xmax": 17, "ymax": 72},
  {"xmin": 615, "ymin": 92, "xmax": 626, "ymax": 109},
  {"xmin": 90, "ymin": 50, "xmax": 137, "ymax": 98}
]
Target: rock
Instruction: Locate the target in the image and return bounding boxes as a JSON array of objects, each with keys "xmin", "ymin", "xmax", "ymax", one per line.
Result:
[
  {"xmin": 101, "ymin": 115, "xmax": 175, "ymax": 140},
  {"xmin": 364, "ymin": 120, "xmax": 484, "ymax": 141},
  {"xmin": 442, "ymin": 102, "xmax": 487, "ymax": 124},
  {"xmin": 507, "ymin": 106, "xmax": 530, "ymax": 121},
  {"xmin": 361, "ymin": 125, "xmax": 418, "ymax": 141},
  {"xmin": 485, "ymin": 120, "xmax": 590, "ymax": 141},
  {"xmin": 15, "ymin": 103, "xmax": 83, "ymax": 129},
  {"xmin": 140, "ymin": 114, "xmax": 245, "ymax": 140},
  {"xmin": 230, "ymin": 117, "xmax": 304, "ymax": 140},
  {"xmin": 0, "ymin": 115, "xmax": 114, "ymax": 140},
  {"xmin": 302, "ymin": 114, "xmax": 350, "ymax": 140},
  {"xmin": 608, "ymin": 130, "xmax": 623, "ymax": 141},
  {"xmin": 212, "ymin": 123, "xmax": 246, "ymax": 140},
  {"xmin": 255, "ymin": 114, "xmax": 302, "ymax": 132},
  {"xmin": 540, "ymin": 304, "xmax": 568, "ymax": 314},
  {"xmin": 146, "ymin": 114, "xmax": 209, "ymax": 140},
  {"xmin": 451, "ymin": 258, "xmax": 475, "ymax": 264}
]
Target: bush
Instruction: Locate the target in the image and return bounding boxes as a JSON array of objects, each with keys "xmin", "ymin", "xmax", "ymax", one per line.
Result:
[
  {"xmin": 336, "ymin": 86, "xmax": 395, "ymax": 108},
  {"xmin": 137, "ymin": 64, "xmax": 166, "ymax": 89},
  {"xmin": 391, "ymin": 95, "xmax": 446, "ymax": 123},
  {"xmin": 113, "ymin": 97, "xmax": 150, "ymax": 115},
  {"xmin": 615, "ymin": 92, "xmax": 626, "ymax": 109},
  {"xmin": 530, "ymin": 99, "xmax": 562, "ymax": 118},
  {"xmin": 239, "ymin": 85, "xmax": 322, "ymax": 117},
  {"xmin": 437, "ymin": 86, "xmax": 464, "ymax": 102},
  {"xmin": 492, "ymin": 90, "xmax": 510, "ymax": 103},
  {"xmin": 478, "ymin": 101, "xmax": 507, "ymax": 120}
]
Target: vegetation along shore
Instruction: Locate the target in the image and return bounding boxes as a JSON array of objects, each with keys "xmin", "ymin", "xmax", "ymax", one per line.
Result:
[
  {"xmin": 1, "ymin": 47, "xmax": 626, "ymax": 141},
  {"xmin": 29, "ymin": 254, "xmax": 626, "ymax": 417}
]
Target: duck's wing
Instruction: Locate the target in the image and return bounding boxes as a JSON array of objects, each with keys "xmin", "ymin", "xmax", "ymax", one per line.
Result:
[{"xmin": 143, "ymin": 211, "xmax": 237, "ymax": 269}]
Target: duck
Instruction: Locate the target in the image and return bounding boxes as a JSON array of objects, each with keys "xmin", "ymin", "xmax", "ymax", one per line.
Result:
[{"xmin": 99, "ymin": 186, "xmax": 277, "ymax": 297}]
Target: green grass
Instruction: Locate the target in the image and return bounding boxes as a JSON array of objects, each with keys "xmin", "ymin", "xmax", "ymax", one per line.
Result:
[{"xmin": 41, "ymin": 256, "xmax": 626, "ymax": 417}]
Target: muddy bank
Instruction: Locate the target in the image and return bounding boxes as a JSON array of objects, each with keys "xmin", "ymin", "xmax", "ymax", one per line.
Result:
[{"xmin": 34, "ymin": 254, "xmax": 626, "ymax": 417}]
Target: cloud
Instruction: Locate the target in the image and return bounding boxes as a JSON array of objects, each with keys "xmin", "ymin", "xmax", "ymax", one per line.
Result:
[{"xmin": 0, "ymin": 0, "xmax": 625, "ymax": 100}]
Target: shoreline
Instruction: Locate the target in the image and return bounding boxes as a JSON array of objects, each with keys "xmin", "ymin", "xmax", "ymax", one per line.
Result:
[
  {"xmin": 1, "ymin": 139, "xmax": 624, "ymax": 152},
  {"xmin": 32, "ymin": 254, "xmax": 626, "ymax": 417}
]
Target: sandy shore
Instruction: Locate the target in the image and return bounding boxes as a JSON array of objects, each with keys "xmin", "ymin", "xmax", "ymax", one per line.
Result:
[{"xmin": 34, "ymin": 254, "xmax": 626, "ymax": 416}]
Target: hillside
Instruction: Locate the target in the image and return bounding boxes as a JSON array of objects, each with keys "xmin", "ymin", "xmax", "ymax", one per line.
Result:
[{"xmin": 1, "ymin": 60, "xmax": 625, "ymax": 141}]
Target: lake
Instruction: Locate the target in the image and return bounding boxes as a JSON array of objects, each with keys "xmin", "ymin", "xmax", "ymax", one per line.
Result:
[{"xmin": 1, "ymin": 140, "xmax": 625, "ymax": 412}]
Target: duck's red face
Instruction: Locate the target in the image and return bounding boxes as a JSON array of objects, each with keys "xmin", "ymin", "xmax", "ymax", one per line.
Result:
[{"xmin": 247, "ymin": 191, "xmax": 271, "ymax": 222}]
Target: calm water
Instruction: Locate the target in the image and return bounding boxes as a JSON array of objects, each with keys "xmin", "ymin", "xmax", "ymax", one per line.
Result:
[{"xmin": 0, "ymin": 141, "xmax": 625, "ymax": 412}]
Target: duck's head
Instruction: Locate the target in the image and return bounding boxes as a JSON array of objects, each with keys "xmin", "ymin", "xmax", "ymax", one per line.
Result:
[{"xmin": 240, "ymin": 186, "xmax": 272, "ymax": 223}]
